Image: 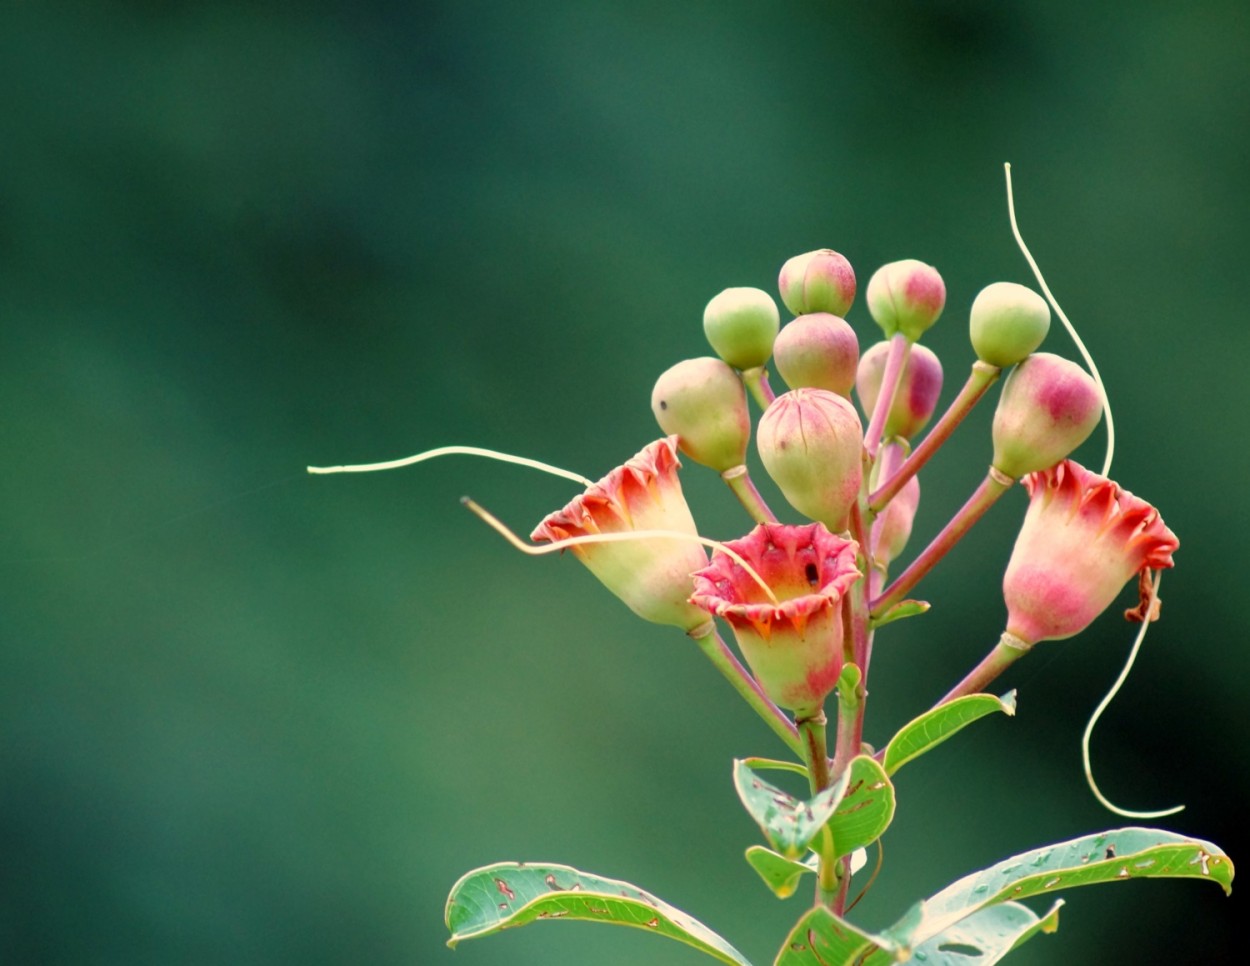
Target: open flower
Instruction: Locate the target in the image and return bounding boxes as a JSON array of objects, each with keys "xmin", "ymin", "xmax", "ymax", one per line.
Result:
[
  {"xmin": 690, "ymin": 523, "xmax": 861, "ymax": 718},
  {"xmin": 531, "ymin": 436, "xmax": 710, "ymax": 631},
  {"xmin": 1002, "ymin": 460, "xmax": 1178, "ymax": 645}
]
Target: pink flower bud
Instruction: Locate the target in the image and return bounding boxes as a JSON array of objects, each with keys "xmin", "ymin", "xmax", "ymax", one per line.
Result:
[
  {"xmin": 757, "ymin": 389, "xmax": 863, "ymax": 532},
  {"xmin": 690, "ymin": 522, "xmax": 861, "ymax": 717},
  {"xmin": 772, "ymin": 313, "xmax": 860, "ymax": 396},
  {"xmin": 703, "ymin": 287, "xmax": 781, "ymax": 371},
  {"xmin": 777, "ymin": 249, "xmax": 857, "ymax": 318},
  {"xmin": 969, "ymin": 281, "xmax": 1051, "ymax": 367},
  {"xmin": 1002, "ymin": 460, "xmax": 1177, "ymax": 644},
  {"xmin": 991, "ymin": 352, "xmax": 1102, "ymax": 479},
  {"xmin": 652, "ymin": 357, "xmax": 751, "ymax": 472},
  {"xmin": 870, "ymin": 442, "xmax": 920, "ymax": 568},
  {"xmin": 531, "ymin": 437, "xmax": 710, "ymax": 630},
  {"xmin": 855, "ymin": 341, "xmax": 943, "ymax": 440},
  {"xmin": 865, "ymin": 259, "xmax": 945, "ymax": 342}
]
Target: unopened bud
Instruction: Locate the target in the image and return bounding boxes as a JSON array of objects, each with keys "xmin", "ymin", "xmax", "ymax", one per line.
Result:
[
  {"xmin": 777, "ymin": 249, "xmax": 857, "ymax": 318},
  {"xmin": 866, "ymin": 259, "xmax": 945, "ymax": 342},
  {"xmin": 855, "ymin": 341, "xmax": 943, "ymax": 440},
  {"xmin": 870, "ymin": 442, "xmax": 920, "ymax": 567},
  {"xmin": 757, "ymin": 389, "xmax": 863, "ymax": 531},
  {"xmin": 991, "ymin": 353, "xmax": 1101, "ymax": 479},
  {"xmin": 652, "ymin": 357, "xmax": 751, "ymax": 472},
  {"xmin": 969, "ymin": 282, "xmax": 1051, "ymax": 367},
  {"xmin": 773, "ymin": 313, "xmax": 860, "ymax": 397},
  {"xmin": 703, "ymin": 287, "xmax": 780, "ymax": 371}
]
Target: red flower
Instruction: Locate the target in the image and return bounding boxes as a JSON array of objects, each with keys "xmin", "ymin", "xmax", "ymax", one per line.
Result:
[
  {"xmin": 1003, "ymin": 460, "xmax": 1178, "ymax": 644},
  {"xmin": 531, "ymin": 437, "xmax": 709, "ymax": 630},
  {"xmin": 690, "ymin": 523, "xmax": 861, "ymax": 717}
]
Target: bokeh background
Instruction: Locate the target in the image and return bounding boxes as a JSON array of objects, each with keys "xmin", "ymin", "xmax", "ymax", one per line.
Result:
[{"xmin": 2, "ymin": 2, "xmax": 1246, "ymax": 963}]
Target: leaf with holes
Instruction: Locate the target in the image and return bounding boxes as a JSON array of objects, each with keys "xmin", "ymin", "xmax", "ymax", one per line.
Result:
[
  {"xmin": 745, "ymin": 846, "xmax": 817, "ymax": 900},
  {"xmin": 445, "ymin": 862, "xmax": 753, "ymax": 965},
  {"xmin": 773, "ymin": 905, "xmax": 900, "ymax": 966},
  {"xmin": 882, "ymin": 691, "xmax": 1016, "ymax": 777},
  {"xmin": 826, "ymin": 755, "xmax": 895, "ymax": 858},
  {"xmin": 907, "ymin": 899, "xmax": 1062, "ymax": 964},
  {"xmin": 871, "ymin": 827, "xmax": 1232, "ymax": 956},
  {"xmin": 733, "ymin": 758, "xmax": 851, "ymax": 858}
]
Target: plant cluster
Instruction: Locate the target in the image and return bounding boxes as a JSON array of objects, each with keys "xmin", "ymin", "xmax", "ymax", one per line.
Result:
[{"xmin": 312, "ymin": 170, "xmax": 1232, "ymax": 964}]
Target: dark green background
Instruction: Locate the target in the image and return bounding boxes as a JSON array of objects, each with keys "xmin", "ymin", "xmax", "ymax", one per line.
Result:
[{"xmin": 2, "ymin": 2, "xmax": 1244, "ymax": 963}]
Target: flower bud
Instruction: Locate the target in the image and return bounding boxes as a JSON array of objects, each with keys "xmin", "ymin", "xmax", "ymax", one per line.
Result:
[
  {"xmin": 702, "ymin": 287, "xmax": 780, "ymax": 371},
  {"xmin": 777, "ymin": 249, "xmax": 857, "ymax": 318},
  {"xmin": 1002, "ymin": 460, "xmax": 1177, "ymax": 644},
  {"xmin": 991, "ymin": 353, "xmax": 1101, "ymax": 479},
  {"xmin": 865, "ymin": 259, "xmax": 945, "ymax": 341},
  {"xmin": 870, "ymin": 442, "xmax": 920, "ymax": 568},
  {"xmin": 652, "ymin": 357, "xmax": 750, "ymax": 473},
  {"xmin": 969, "ymin": 282, "xmax": 1051, "ymax": 367},
  {"xmin": 690, "ymin": 522, "xmax": 861, "ymax": 717},
  {"xmin": 532, "ymin": 437, "xmax": 710, "ymax": 630},
  {"xmin": 855, "ymin": 341, "xmax": 943, "ymax": 440},
  {"xmin": 757, "ymin": 389, "xmax": 863, "ymax": 531},
  {"xmin": 772, "ymin": 313, "xmax": 860, "ymax": 397}
]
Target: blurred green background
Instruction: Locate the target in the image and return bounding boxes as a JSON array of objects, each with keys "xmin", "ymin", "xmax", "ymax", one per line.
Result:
[{"xmin": 2, "ymin": 2, "xmax": 1245, "ymax": 963}]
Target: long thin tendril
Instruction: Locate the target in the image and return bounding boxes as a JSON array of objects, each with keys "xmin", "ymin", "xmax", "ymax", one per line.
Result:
[
  {"xmin": 308, "ymin": 445, "xmax": 594, "ymax": 487},
  {"xmin": 1005, "ymin": 162, "xmax": 1116, "ymax": 477},
  {"xmin": 461, "ymin": 497, "xmax": 781, "ymax": 608},
  {"xmin": 1081, "ymin": 571, "xmax": 1183, "ymax": 819}
]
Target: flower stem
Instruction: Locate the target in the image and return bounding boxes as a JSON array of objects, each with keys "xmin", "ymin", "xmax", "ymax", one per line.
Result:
[
  {"xmin": 690, "ymin": 625, "xmax": 802, "ymax": 757},
  {"xmin": 798, "ymin": 712, "xmax": 841, "ymax": 911},
  {"xmin": 830, "ymin": 666, "xmax": 863, "ymax": 782},
  {"xmin": 869, "ymin": 361, "xmax": 1001, "ymax": 514},
  {"xmin": 721, "ymin": 465, "xmax": 779, "ymax": 524},
  {"xmin": 741, "ymin": 366, "xmax": 776, "ymax": 410},
  {"xmin": 799, "ymin": 712, "xmax": 831, "ymax": 793},
  {"xmin": 871, "ymin": 467, "xmax": 1015, "ymax": 618},
  {"xmin": 864, "ymin": 333, "xmax": 911, "ymax": 459},
  {"xmin": 935, "ymin": 632, "xmax": 1032, "ymax": 706}
]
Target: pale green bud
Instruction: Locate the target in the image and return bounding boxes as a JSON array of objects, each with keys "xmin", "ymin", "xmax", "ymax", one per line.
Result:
[
  {"xmin": 652, "ymin": 357, "xmax": 750, "ymax": 472},
  {"xmin": 969, "ymin": 282, "xmax": 1051, "ymax": 367},
  {"xmin": 703, "ymin": 287, "xmax": 780, "ymax": 371}
]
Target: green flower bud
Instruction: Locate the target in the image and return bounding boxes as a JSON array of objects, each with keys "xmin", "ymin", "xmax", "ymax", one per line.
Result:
[
  {"xmin": 702, "ymin": 287, "xmax": 780, "ymax": 371},
  {"xmin": 777, "ymin": 249, "xmax": 857, "ymax": 318},
  {"xmin": 865, "ymin": 259, "xmax": 945, "ymax": 342},
  {"xmin": 757, "ymin": 389, "xmax": 863, "ymax": 531},
  {"xmin": 969, "ymin": 282, "xmax": 1051, "ymax": 367},
  {"xmin": 773, "ymin": 312, "xmax": 860, "ymax": 397},
  {"xmin": 652, "ymin": 357, "xmax": 750, "ymax": 472},
  {"xmin": 991, "ymin": 352, "xmax": 1102, "ymax": 479},
  {"xmin": 855, "ymin": 341, "xmax": 943, "ymax": 440}
]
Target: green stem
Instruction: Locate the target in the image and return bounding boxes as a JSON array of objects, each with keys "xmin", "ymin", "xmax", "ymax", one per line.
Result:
[
  {"xmin": 798, "ymin": 713, "xmax": 840, "ymax": 911},
  {"xmin": 799, "ymin": 713, "xmax": 831, "ymax": 793},
  {"xmin": 869, "ymin": 361, "xmax": 1001, "ymax": 514},
  {"xmin": 863, "ymin": 333, "xmax": 911, "ymax": 459},
  {"xmin": 741, "ymin": 366, "xmax": 776, "ymax": 410},
  {"xmin": 690, "ymin": 625, "xmax": 802, "ymax": 757},
  {"xmin": 830, "ymin": 667, "xmax": 862, "ymax": 783},
  {"xmin": 871, "ymin": 467, "xmax": 1014, "ymax": 618},
  {"xmin": 936, "ymin": 632, "xmax": 1033, "ymax": 706},
  {"xmin": 721, "ymin": 465, "xmax": 779, "ymax": 524}
]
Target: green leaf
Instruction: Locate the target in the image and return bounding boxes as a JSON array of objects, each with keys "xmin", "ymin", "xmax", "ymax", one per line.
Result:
[
  {"xmin": 907, "ymin": 899, "xmax": 1062, "ymax": 965},
  {"xmin": 741, "ymin": 757, "xmax": 808, "ymax": 778},
  {"xmin": 745, "ymin": 846, "xmax": 816, "ymax": 899},
  {"xmin": 870, "ymin": 598, "xmax": 930, "ymax": 629},
  {"xmin": 882, "ymin": 691, "xmax": 1016, "ymax": 777},
  {"xmin": 885, "ymin": 827, "xmax": 1233, "ymax": 951},
  {"xmin": 827, "ymin": 755, "xmax": 895, "ymax": 858},
  {"xmin": 734, "ymin": 759, "xmax": 851, "ymax": 858},
  {"xmin": 445, "ymin": 862, "xmax": 753, "ymax": 965},
  {"xmin": 774, "ymin": 905, "xmax": 900, "ymax": 966}
]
